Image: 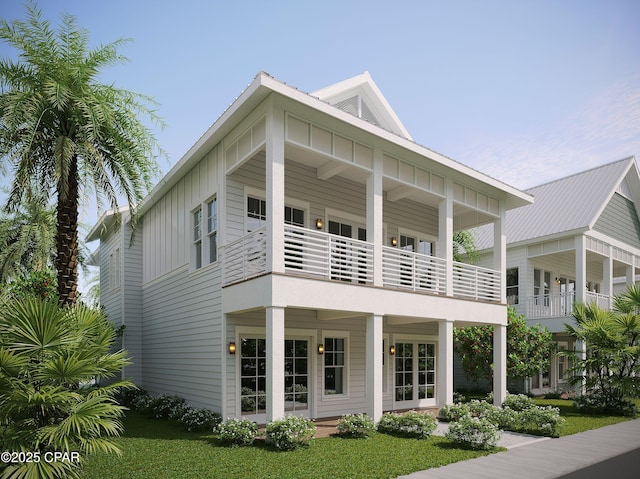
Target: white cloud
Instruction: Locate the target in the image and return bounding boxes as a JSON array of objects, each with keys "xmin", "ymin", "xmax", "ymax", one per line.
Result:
[{"xmin": 456, "ymin": 71, "xmax": 640, "ymax": 190}]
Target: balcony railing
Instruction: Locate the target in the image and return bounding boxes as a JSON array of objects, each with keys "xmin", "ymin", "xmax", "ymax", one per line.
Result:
[
  {"xmin": 525, "ymin": 291, "xmax": 612, "ymax": 319},
  {"xmin": 222, "ymin": 225, "xmax": 502, "ymax": 302}
]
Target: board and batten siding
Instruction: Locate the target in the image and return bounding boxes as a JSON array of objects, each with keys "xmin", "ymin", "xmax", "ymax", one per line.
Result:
[
  {"xmin": 99, "ymin": 222, "xmax": 123, "ymax": 344},
  {"xmin": 593, "ymin": 192, "xmax": 640, "ymax": 249},
  {"xmin": 121, "ymin": 220, "xmax": 143, "ymax": 384}
]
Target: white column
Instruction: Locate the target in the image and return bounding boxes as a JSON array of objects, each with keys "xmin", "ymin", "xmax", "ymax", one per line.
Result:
[
  {"xmin": 367, "ymin": 150, "xmax": 383, "ymax": 287},
  {"xmin": 493, "ymin": 323, "xmax": 507, "ymax": 406},
  {"xmin": 437, "ymin": 319, "xmax": 453, "ymax": 406},
  {"xmin": 266, "ymin": 105, "xmax": 285, "ymax": 274},
  {"xmin": 576, "ymin": 338, "xmax": 587, "ymax": 395},
  {"xmin": 626, "ymin": 264, "xmax": 635, "ymax": 288},
  {"xmin": 438, "ymin": 179, "xmax": 453, "ymax": 296},
  {"xmin": 266, "ymin": 306, "xmax": 285, "ymax": 421},
  {"xmin": 493, "ymin": 203, "xmax": 507, "ymax": 304},
  {"xmin": 366, "ymin": 314, "xmax": 383, "ymax": 421},
  {"xmin": 575, "ymin": 236, "xmax": 586, "ymax": 303},
  {"xmin": 602, "ymin": 248, "xmax": 613, "ymax": 299}
]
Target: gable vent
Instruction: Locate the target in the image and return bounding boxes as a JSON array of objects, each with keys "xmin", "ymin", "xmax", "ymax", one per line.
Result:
[{"xmin": 334, "ymin": 94, "xmax": 381, "ymax": 128}]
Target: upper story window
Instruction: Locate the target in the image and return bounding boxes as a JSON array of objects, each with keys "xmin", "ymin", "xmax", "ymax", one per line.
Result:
[
  {"xmin": 109, "ymin": 247, "xmax": 121, "ymax": 291},
  {"xmin": 399, "ymin": 232, "xmax": 435, "ymax": 255},
  {"xmin": 193, "ymin": 207, "xmax": 202, "ymax": 269},
  {"xmin": 506, "ymin": 267, "xmax": 519, "ymax": 305},
  {"xmin": 285, "ymin": 205, "xmax": 304, "ymax": 227},
  {"xmin": 207, "ymin": 198, "xmax": 218, "ymax": 263},
  {"xmin": 247, "ymin": 196, "xmax": 266, "ymax": 232}
]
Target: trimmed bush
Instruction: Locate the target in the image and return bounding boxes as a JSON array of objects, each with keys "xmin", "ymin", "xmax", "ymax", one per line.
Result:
[
  {"xmin": 573, "ymin": 393, "xmax": 638, "ymax": 417},
  {"xmin": 438, "ymin": 403, "xmax": 470, "ymax": 422},
  {"xmin": 445, "ymin": 416, "xmax": 501, "ymax": 450},
  {"xmin": 177, "ymin": 407, "xmax": 222, "ymax": 432},
  {"xmin": 501, "ymin": 393, "xmax": 534, "ymax": 412},
  {"xmin": 217, "ymin": 418, "xmax": 258, "ymax": 447},
  {"xmin": 148, "ymin": 394, "xmax": 186, "ymax": 419},
  {"xmin": 485, "ymin": 406, "xmax": 521, "ymax": 430},
  {"xmin": 377, "ymin": 411, "xmax": 437, "ymax": 438},
  {"xmin": 336, "ymin": 413, "xmax": 376, "ymax": 438},
  {"xmin": 265, "ymin": 416, "xmax": 316, "ymax": 451},
  {"xmin": 520, "ymin": 406, "xmax": 565, "ymax": 437},
  {"xmin": 114, "ymin": 386, "xmax": 148, "ymax": 408},
  {"xmin": 467, "ymin": 399, "xmax": 495, "ymax": 418}
]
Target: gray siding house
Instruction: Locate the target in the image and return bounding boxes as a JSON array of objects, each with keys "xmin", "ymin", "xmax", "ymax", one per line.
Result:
[
  {"xmin": 475, "ymin": 157, "xmax": 640, "ymax": 394},
  {"xmin": 87, "ymin": 72, "xmax": 532, "ymax": 422}
]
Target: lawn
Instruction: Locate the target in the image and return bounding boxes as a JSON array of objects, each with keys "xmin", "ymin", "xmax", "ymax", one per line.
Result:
[{"xmin": 82, "ymin": 412, "xmax": 495, "ymax": 479}]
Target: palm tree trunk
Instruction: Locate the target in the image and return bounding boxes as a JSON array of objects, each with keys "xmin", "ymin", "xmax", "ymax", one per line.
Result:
[{"xmin": 55, "ymin": 156, "xmax": 79, "ymax": 305}]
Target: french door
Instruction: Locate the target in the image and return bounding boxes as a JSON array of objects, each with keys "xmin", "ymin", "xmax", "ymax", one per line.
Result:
[
  {"xmin": 394, "ymin": 342, "xmax": 436, "ymax": 407},
  {"xmin": 328, "ymin": 220, "xmax": 367, "ymax": 282},
  {"xmin": 240, "ymin": 337, "xmax": 310, "ymax": 419}
]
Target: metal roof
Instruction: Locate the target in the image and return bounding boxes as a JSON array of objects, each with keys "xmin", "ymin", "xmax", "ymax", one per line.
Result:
[{"xmin": 475, "ymin": 157, "xmax": 638, "ymax": 249}]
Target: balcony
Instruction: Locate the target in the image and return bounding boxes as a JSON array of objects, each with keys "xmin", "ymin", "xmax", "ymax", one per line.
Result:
[
  {"xmin": 222, "ymin": 225, "xmax": 502, "ymax": 302},
  {"xmin": 524, "ymin": 291, "xmax": 612, "ymax": 319}
]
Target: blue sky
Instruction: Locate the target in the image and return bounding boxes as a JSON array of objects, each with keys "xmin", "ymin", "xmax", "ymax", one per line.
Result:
[{"xmin": 1, "ymin": 0, "xmax": 639, "ymax": 221}]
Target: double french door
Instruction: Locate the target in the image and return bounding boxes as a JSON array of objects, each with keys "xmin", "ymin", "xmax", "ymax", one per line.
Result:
[{"xmin": 394, "ymin": 342, "xmax": 436, "ymax": 407}]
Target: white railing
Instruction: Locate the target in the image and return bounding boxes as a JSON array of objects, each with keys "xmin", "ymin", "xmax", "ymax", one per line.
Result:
[
  {"xmin": 222, "ymin": 227, "xmax": 267, "ymax": 285},
  {"xmin": 526, "ymin": 292, "xmax": 613, "ymax": 318},
  {"xmin": 452, "ymin": 261, "xmax": 501, "ymax": 301},
  {"xmin": 382, "ymin": 246, "xmax": 447, "ymax": 294},
  {"xmin": 284, "ymin": 225, "xmax": 374, "ymax": 283}
]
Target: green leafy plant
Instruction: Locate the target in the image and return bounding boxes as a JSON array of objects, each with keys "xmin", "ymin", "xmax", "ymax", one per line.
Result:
[
  {"xmin": 265, "ymin": 416, "xmax": 316, "ymax": 451},
  {"xmin": 377, "ymin": 411, "xmax": 437, "ymax": 438},
  {"xmin": 217, "ymin": 418, "xmax": 258, "ymax": 447},
  {"xmin": 176, "ymin": 407, "xmax": 222, "ymax": 432},
  {"xmin": 445, "ymin": 416, "xmax": 501, "ymax": 450},
  {"xmin": 438, "ymin": 403, "xmax": 470, "ymax": 422},
  {"xmin": 519, "ymin": 406, "xmax": 565, "ymax": 437},
  {"xmin": 501, "ymin": 393, "xmax": 535, "ymax": 412},
  {"xmin": 336, "ymin": 413, "xmax": 376, "ymax": 438},
  {"xmin": 0, "ymin": 297, "xmax": 132, "ymax": 479}
]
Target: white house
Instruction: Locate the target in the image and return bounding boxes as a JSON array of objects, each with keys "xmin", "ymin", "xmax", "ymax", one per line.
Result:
[
  {"xmin": 87, "ymin": 71, "xmax": 532, "ymax": 423},
  {"xmin": 475, "ymin": 157, "xmax": 640, "ymax": 394}
]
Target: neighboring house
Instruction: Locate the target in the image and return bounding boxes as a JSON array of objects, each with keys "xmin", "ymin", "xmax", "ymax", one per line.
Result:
[
  {"xmin": 87, "ymin": 71, "xmax": 532, "ymax": 423},
  {"xmin": 474, "ymin": 157, "xmax": 640, "ymax": 395}
]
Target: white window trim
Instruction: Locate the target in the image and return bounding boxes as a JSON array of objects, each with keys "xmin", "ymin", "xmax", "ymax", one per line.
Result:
[
  {"xmin": 206, "ymin": 195, "xmax": 218, "ymax": 265},
  {"xmin": 191, "ymin": 206, "xmax": 203, "ymax": 271},
  {"xmin": 398, "ymin": 227, "xmax": 437, "ymax": 255},
  {"xmin": 244, "ymin": 186, "xmax": 311, "ymax": 230},
  {"xmin": 321, "ymin": 330, "xmax": 350, "ymax": 400}
]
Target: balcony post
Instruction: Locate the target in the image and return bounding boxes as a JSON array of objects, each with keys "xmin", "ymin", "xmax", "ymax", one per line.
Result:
[
  {"xmin": 493, "ymin": 203, "xmax": 506, "ymax": 304},
  {"xmin": 367, "ymin": 150, "xmax": 383, "ymax": 286},
  {"xmin": 266, "ymin": 103, "xmax": 285, "ymax": 274},
  {"xmin": 575, "ymin": 236, "xmax": 586, "ymax": 303},
  {"xmin": 438, "ymin": 179, "xmax": 453, "ymax": 296}
]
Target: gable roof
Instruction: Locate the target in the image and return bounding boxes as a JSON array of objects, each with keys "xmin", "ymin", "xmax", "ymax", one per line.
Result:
[
  {"xmin": 475, "ymin": 156, "xmax": 640, "ymax": 249},
  {"xmin": 311, "ymin": 72, "xmax": 413, "ymax": 140}
]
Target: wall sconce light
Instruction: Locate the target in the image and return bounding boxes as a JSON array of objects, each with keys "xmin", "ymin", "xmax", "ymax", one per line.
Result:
[
  {"xmin": 228, "ymin": 342, "xmax": 236, "ymax": 354},
  {"xmin": 317, "ymin": 343, "xmax": 325, "ymax": 354},
  {"xmin": 389, "ymin": 345, "xmax": 396, "ymax": 356},
  {"xmin": 555, "ymin": 277, "xmax": 561, "ymax": 284},
  {"xmin": 316, "ymin": 218, "xmax": 324, "ymax": 230},
  {"xmin": 391, "ymin": 237, "xmax": 398, "ymax": 247}
]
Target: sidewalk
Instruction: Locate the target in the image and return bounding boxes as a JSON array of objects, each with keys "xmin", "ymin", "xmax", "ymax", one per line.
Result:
[{"xmin": 399, "ymin": 418, "xmax": 640, "ymax": 479}]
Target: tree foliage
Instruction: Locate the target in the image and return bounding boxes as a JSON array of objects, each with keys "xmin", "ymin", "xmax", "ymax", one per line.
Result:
[
  {"xmin": 564, "ymin": 284, "xmax": 640, "ymax": 410},
  {"xmin": 454, "ymin": 307, "xmax": 554, "ymax": 384},
  {"xmin": 0, "ymin": 296, "xmax": 133, "ymax": 479},
  {"xmin": 0, "ymin": 2, "xmax": 163, "ymax": 304}
]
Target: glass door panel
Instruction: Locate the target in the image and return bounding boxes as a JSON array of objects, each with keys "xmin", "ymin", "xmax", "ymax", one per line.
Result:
[
  {"xmin": 394, "ymin": 341, "xmax": 436, "ymax": 406},
  {"xmin": 285, "ymin": 339, "xmax": 308, "ymax": 412}
]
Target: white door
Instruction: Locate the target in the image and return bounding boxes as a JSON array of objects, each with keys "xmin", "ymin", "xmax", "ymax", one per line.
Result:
[{"xmin": 393, "ymin": 342, "xmax": 436, "ymax": 408}]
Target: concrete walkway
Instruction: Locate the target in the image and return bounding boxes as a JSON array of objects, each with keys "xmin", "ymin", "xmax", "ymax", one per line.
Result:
[{"xmin": 399, "ymin": 418, "xmax": 640, "ymax": 479}]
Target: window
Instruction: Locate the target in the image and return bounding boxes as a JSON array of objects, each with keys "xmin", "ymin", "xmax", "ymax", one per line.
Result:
[
  {"xmin": 193, "ymin": 208, "xmax": 202, "ymax": 269},
  {"xmin": 324, "ymin": 337, "xmax": 346, "ymax": 395},
  {"xmin": 207, "ymin": 198, "xmax": 217, "ymax": 263},
  {"xmin": 109, "ymin": 247, "xmax": 121, "ymax": 291},
  {"xmin": 240, "ymin": 338, "xmax": 266, "ymax": 415},
  {"xmin": 247, "ymin": 196, "xmax": 266, "ymax": 232},
  {"xmin": 400, "ymin": 233, "xmax": 434, "ymax": 255},
  {"xmin": 506, "ymin": 267, "xmax": 519, "ymax": 305},
  {"xmin": 285, "ymin": 205, "xmax": 304, "ymax": 226},
  {"xmin": 534, "ymin": 269, "xmax": 551, "ymax": 305},
  {"xmin": 557, "ymin": 342, "xmax": 568, "ymax": 383}
]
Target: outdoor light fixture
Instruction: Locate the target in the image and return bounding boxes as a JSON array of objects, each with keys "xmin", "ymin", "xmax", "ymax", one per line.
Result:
[
  {"xmin": 316, "ymin": 218, "xmax": 324, "ymax": 230},
  {"xmin": 391, "ymin": 237, "xmax": 398, "ymax": 247},
  {"xmin": 389, "ymin": 345, "xmax": 396, "ymax": 356},
  {"xmin": 228, "ymin": 342, "xmax": 236, "ymax": 354},
  {"xmin": 317, "ymin": 344, "xmax": 325, "ymax": 354}
]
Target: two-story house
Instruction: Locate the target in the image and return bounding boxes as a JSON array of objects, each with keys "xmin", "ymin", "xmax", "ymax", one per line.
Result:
[
  {"xmin": 475, "ymin": 157, "xmax": 640, "ymax": 395},
  {"xmin": 87, "ymin": 72, "xmax": 532, "ymax": 423}
]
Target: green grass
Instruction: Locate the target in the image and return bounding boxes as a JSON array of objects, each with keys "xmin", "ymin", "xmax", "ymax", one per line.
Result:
[
  {"xmin": 533, "ymin": 398, "xmax": 639, "ymax": 436},
  {"xmin": 83, "ymin": 412, "xmax": 497, "ymax": 479}
]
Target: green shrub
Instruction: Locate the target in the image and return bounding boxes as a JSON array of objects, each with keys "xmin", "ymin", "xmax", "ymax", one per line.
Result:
[
  {"xmin": 114, "ymin": 386, "xmax": 147, "ymax": 408},
  {"xmin": 336, "ymin": 413, "xmax": 376, "ymax": 438},
  {"xmin": 501, "ymin": 393, "xmax": 535, "ymax": 412},
  {"xmin": 519, "ymin": 406, "xmax": 565, "ymax": 437},
  {"xmin": 453, "ymin": 391, "xmax": 466, "ymax": 403},
  {"xmin": 445, "ymin": 416, "xmax": 501, "ymax": 450},
  {"xmin": 177, "ymin": 407, "xmax": 222, "ymax": 432},
  {"xmin": 467, "ymin": 399, "xmax": 495, "ymax": 418},
  {"xmin": 148, "ymin": 394, "xmax": 186, "ymax": 419},
  {"xmin": 438, "ymin": 403, "xmax": 470, "ymax": 422},
  {"xmin": 377, "ymin": 411, "xmax": 437, "ymax": 438},
  {"xmin": 573, "ymin": 393, "xmax": 638, "ymax": 417},
  {"xmin": 217, "ymin": 418, "xmax": 258, "ymax": 447},
  {"xmin": 265, "ymin": 416, "xmax": 316, "ymax": 451},
  {"xmin": 485, "ymin": 406, "xmax": 521, "ymax": 430}
]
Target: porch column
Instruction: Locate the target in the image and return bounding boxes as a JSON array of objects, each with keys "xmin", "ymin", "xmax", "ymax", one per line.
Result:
[
  {"xmin": 438, "ymin": 179, "xmax": 454, "ymax": 296},
  {"xmin": 367, "ymin": 150, "xmax": 383, "ymax": 287},
  {"xmin": 602, "ymin": 247, "xmax": 613, "ymax": 299},
  {"xmin": 366, "ymin": 314, "xmax": 383, "ymax": 421},
  {"xmin": 266, "ymin": 104, "xmax": 285, "ymax": 274},
  {"xmin": 575, "ymin": 236, "xmax": 586, "ymax": 303},
  {"xmin": 437, "ymin": 319, "xmax": 453, "ymax": 406},
  {"xmin": 493, "ymin": 203, "xmax": 507, "ymax": 304},
  {"xmin": 576, "ymin": 338, "xmax": 587, "ymax": 395},
  {"xmin": 266, "ymin": 306, "xmax": 285, "ymax": 421},
  {"xmin": 626, "ymin": 264, "xmax": 635, "ymax": 288},
  {"xmin": 493, "ymin": 323, "xmax": 507, "ymax": 406}
]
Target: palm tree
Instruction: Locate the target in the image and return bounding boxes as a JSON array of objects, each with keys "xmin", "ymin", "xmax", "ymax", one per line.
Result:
[
  {"xmin": 453, "ymin": 230, "xmax": 479, "ymax": 263},
  {"xmin": 0, "ymin": 3, "xmax": 163, "ymax": 304}
]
